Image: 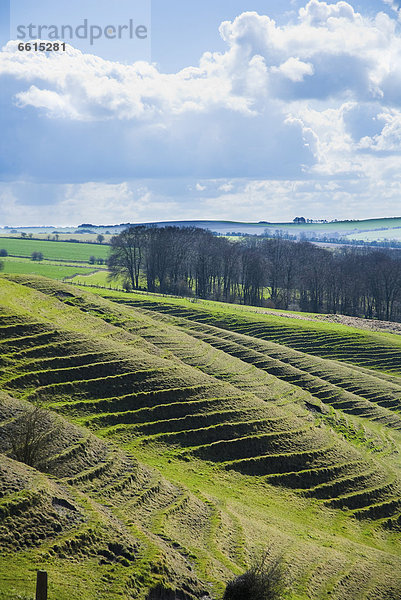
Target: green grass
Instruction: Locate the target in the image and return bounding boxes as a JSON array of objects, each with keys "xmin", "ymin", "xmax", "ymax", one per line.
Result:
[
  {"xmin": 0, "ymin": 238, "xmax": 109, "ymax": 262},
  {"xmin": 70, "ymin": 270, "xmax": 116, "ymax": 287},
  {"xmin": 1, "ymin": 257, "xmax": 99, "ymax": 279},
  {"xmin": 1, "ymin": 274, "xmax": 401, "ymax": 600},
  {"xmin": 345, "ymin": 228, "xmax": 401, "ymax": 242},
  {"xmin": 81, "ymin": 285, "xmax": 401, "ymax": 350}
]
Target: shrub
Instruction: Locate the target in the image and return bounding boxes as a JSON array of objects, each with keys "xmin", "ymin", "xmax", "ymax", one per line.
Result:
[
  {"xmin": 223, "ymin": 551, "xmax": 286, "ymax": 600},
  {"xmin": 0, "ymin": 249, "xmax": 8, "ymax": 256},
  {"xmin": 8, "ymin": 405, "xmax": 63, "ymax": 469},
  {"xmin": 31, "ymin": 251, "xmax": 43, "ymax": 261}
]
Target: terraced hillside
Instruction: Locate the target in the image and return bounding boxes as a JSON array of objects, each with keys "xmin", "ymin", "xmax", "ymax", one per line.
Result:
[
  {"xmin": 0, "ymin": 393, "xmax": 210, "ymax": 600},
  {"xmin": 1, "ymin": 275, "xmax": 401, "ymax": 600}
]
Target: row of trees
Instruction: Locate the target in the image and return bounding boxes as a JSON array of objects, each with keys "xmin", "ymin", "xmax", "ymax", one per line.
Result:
[{"xmin": 108, "ymin": 226, "xmax": 401, "ymax": 322}]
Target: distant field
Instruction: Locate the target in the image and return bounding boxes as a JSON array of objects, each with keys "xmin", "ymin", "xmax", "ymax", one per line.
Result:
[
  {"xmin": 0, "ymin": 238, "xmax": 110, "ymax": 262},
  {"xmin": 2, "ymin": 217, "xmax": 401, "ymax": 240},
  {"xmin": 0, "ymin": 257, "xmax": 99, "ymax": 279},
  {"xmin": 70, "ymin": 270, "xmax": 114, "ymax": 287},
  {"xmin": 346, "ymin": 228, "xmax": 401, "ymax": 242},
  {"xmin": 70, "ymin": 270, "xmax": 149, "ymax": 289},
  {"xmin": 131, "ymin": 217, "xmax": 401, "ymax": 234},
  {"xmin": 0, "ymin": 232, "xmax": 113, "ymax": 243}
]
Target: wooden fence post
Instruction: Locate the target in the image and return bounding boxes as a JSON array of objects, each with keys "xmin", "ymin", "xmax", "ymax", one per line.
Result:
[{"xmin": 36, "ymin": 570, "xmax": 47, "ymax": 600}]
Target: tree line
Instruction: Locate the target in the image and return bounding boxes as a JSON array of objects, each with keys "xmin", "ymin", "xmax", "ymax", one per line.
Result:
[{"xmin": 108, "ymin": 226, "xmax": 401, "ymax": 322}]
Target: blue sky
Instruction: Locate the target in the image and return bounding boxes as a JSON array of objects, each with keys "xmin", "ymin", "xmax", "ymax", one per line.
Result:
[{"xmin": 1, "ymin": 0, "xmax": 401, "ymax": 225}]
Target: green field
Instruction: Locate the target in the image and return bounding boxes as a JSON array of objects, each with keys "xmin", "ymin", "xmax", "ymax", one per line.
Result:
[
  {"xmin": 70, "ymin": 269, "xmax": 119, "ymax": 288},
  {"xmin": 346, "ymin": 228, "xmax": 401, "ymax": 242},
  {"xmin": 0, "ymin": 238, "xmax": 109, "ymax": 262},
  {"xmin": 2, "ymin": 216, "xmax": 401, "ymax": 241},
  {"xmin": 0, "ymin": 257, "xmax": 100, "ymax": 279},
  {"xmin": 1, "ymin": 274, "xmax": 401, "ymax": 600},
  {"xmin": 70, "ymin": 269, "xmax": 148, "ymax": 290}
]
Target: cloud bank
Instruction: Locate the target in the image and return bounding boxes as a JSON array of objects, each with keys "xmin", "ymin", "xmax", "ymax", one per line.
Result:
[{"xmin": 1, "ymin": 0, "xmax": 401, "ymax": 223}]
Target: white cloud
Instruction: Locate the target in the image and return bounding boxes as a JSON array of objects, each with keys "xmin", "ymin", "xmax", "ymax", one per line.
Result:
[
  {"xmin": 2, "ymin": 173, "xmax": 401, "ymax": 227},
  {"xmin": 0, "ymin": 40, "xmax": 251, "ymax": 122},
  {"xmin": 0, "ymin": 182, "xmax": 181, "ymax": 226},
  {"xmin": 272, "ymin": 57, "xmax": 314, "ymax": 82},
  {"xmin": 15, "ymin": 85, "xmax": 80, "ymax": 119},
  {"xmin": 218, "ymin": 182, "xmax": 235, "ymax": 192},
  {"xmin": 2, "ymin": 3, "xmax": 401, "ymax": 123},
  {"xmin": 2, "ymin": 2, "xmax": 401, "ymax": 220},
  {"xmin": 299, "ymin": 0, "xmax": 358, "ymax": 25},
  {"xmin": 359, "ymin": 109, "xmax": 401, "ymax": 151}
]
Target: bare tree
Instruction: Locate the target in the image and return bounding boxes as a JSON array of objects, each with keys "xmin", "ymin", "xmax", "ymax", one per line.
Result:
[
  {"xmin": 108, "ymin": 226, "xmax": 147, "ymax": 290},
  {"xmin": 106, "ymin": 226, "xmax": 401, "ymax": 322},
  {"xmin": 9, "ymin": 405, "xmax": 62, "ymax": 469}
]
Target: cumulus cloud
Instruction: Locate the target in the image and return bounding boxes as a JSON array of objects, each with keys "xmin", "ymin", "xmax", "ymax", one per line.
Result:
[
  {"xmin": 2, "ymin": 2, "xmax": 401, "ymax": 122},
  {"xmin": 271, "ymin": 57, "xmax": 314, "ymax": 83},
  {"xmin": 0, "ymin": 40, "xmax": 251, "ymax": 121},
  {"xmin": 299, "ymin": 0, "xmax": 358, "ymax": 25},
  {"xmin": 1, "ymin": 1, "xmax": 401, "ymax": 220},
  {"xmin": 359, "ymin": 109, "xmax": 401, "ymax": 151},
  {"xmin": 0, "ymin": 182, "xmax": 181, "ymax": 226},
  {"xmin": 218, "ymin": 182, "xmax": 235, "ymax": 193},
  {"xmin": 2, "ymin": 175, "xmax": 401, "ymax": 227}
]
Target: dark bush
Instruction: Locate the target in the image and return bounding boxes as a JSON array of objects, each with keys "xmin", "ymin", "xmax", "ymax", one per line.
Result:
[
  {"xmin": 223, "ymin": 551, "xmax": 286, "ymax": 600},
  {"xmin": 0, "ymin": 249, "xmax": 8, "ymax": 256},
  {"xmin": 8, "ymin": 405, "xmax": 63, "ymax": 469}
]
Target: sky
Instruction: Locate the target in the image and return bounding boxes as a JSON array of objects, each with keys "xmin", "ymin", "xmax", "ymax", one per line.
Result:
[{"xmin": 1, "ymin": 0, "xmax": 401, "ymax": 225}]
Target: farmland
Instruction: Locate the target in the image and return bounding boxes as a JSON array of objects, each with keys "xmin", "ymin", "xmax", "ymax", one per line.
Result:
[
  {"xmin": 0, "ymin": 232, "xmax": 114, "ymax": 243},
  {"xmin": 2, "ymin": 216, "xmax": 401, "ymax": 242},
  {"xmin": 0, "ymin": 238, "xmax": 109, "ymax": 262},
  {"xmin": 1, "ymin": 273, "xmax": 401, "ymax": 599},
  {"xmin": 0, "ymin": 257, "xmax": 101, "ymax": 279},
  {"xmin": 345, "ymin": 229, "xmax": 401, "ymax": 243}
]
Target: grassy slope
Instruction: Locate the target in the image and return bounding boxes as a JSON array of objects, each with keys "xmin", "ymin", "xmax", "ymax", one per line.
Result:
[
  {"xmin": 1, "ymin": 275, "xmax": 401, "ymax": 599},
  {"xmin": 0, "ymin": 393, "xmax": 207, "ymax": 600}
]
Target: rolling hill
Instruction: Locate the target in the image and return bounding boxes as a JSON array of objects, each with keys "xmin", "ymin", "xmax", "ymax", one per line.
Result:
[
  {"xmin": 1, "ymin": 274, "xmax": 401, "ymax": 599},
  {"xmin": 2, "ymin": 216, "xmax": 401, "ymax": 242}
]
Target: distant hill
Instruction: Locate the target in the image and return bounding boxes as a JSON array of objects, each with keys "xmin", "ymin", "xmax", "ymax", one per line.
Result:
[{"xmin": 2, "ymin": 216, "xmax": 401, "ymax": 242}]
